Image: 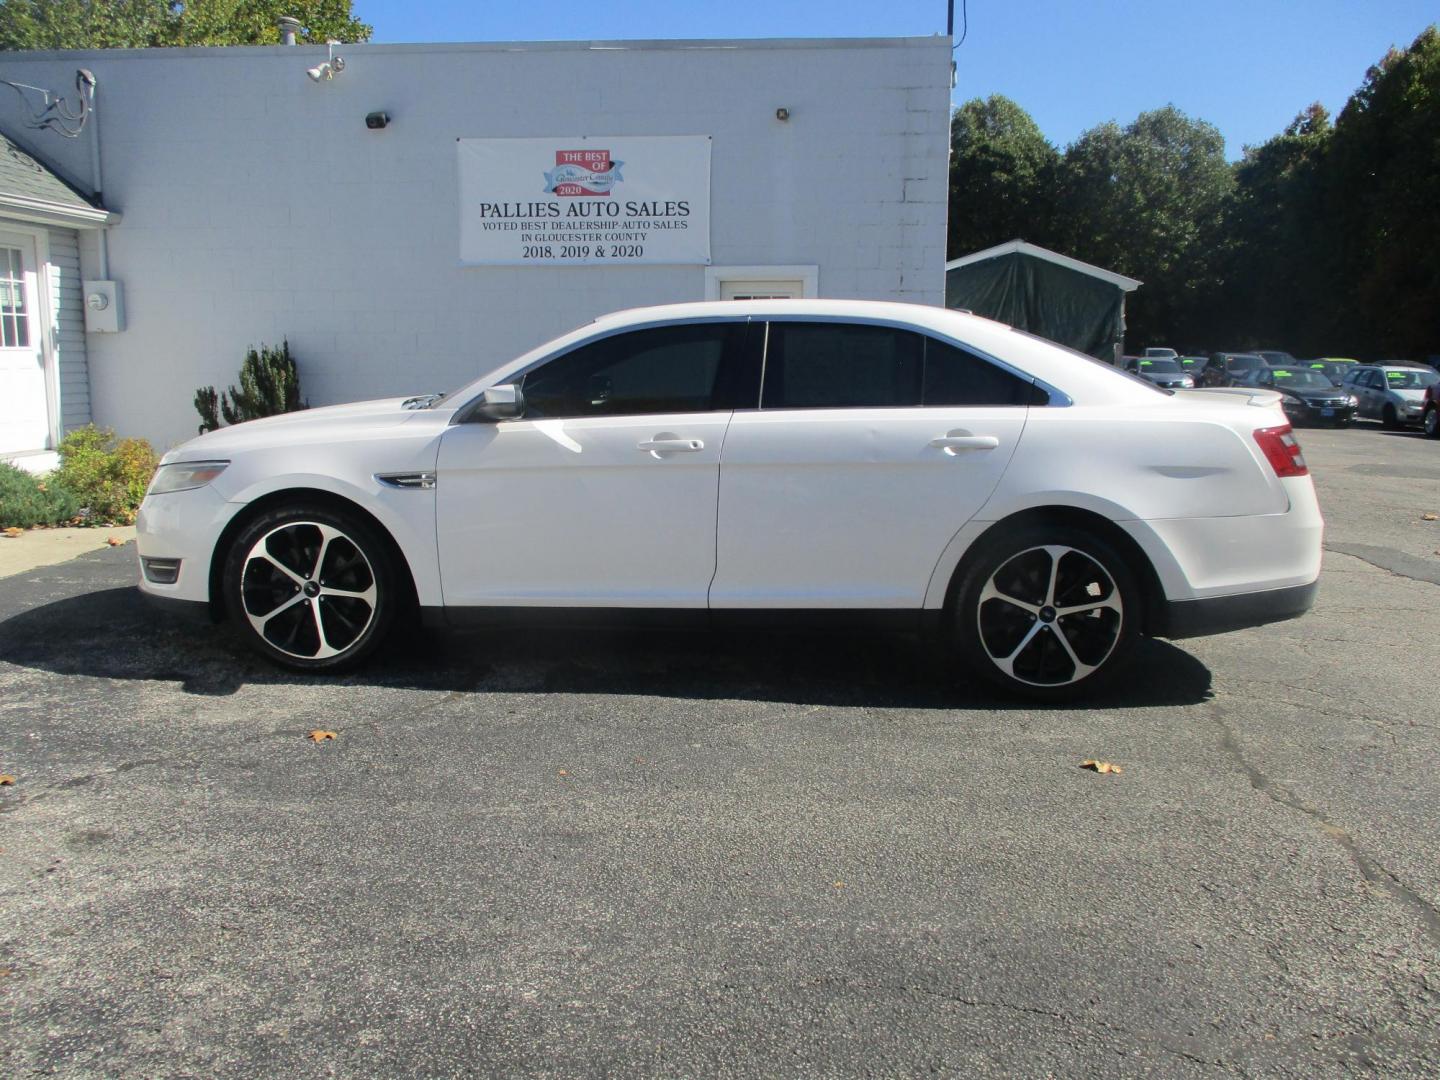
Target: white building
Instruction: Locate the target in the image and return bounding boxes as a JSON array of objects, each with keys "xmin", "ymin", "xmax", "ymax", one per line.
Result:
[{"xmin": 0, "ymin": 34, "xmax": 950, "ymax": 458}]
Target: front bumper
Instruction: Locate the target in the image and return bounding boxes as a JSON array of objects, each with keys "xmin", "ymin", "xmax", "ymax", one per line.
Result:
[
  {"xmin": 134, "ymin": 483, "xmax": 243, "ymax": 609},
  {"xmin": 1157, "ymin": 578, "xmax": 1318, "ymax": 639},
  {"xmin": 1281, "ymin": 399, "xmax": 1355, "ymax": 425}
]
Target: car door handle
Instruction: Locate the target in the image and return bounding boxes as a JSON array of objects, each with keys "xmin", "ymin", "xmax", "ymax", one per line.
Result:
[
  {"xmin": 637, "ymin": 437, "xmax": 704, "ymax": 453},
  {"xmin": 930, "ymin": 435, "xmax": 1000, "ymax": 452}
]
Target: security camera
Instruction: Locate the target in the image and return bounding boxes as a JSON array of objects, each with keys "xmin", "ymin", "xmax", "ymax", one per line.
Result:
[{"xmin": 365, "ymin": 111, "xmax": 390, "ymax": 130}]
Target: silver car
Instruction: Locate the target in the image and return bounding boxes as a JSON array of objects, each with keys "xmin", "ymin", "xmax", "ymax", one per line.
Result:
[{"xmin": 1343, "ymin": 365, "xmax": 1439, "ymax": 429}]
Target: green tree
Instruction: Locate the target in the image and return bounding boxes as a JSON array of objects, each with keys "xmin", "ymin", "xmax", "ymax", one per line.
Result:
[
  {"xmin": 1221, "ymin": 104, "xmax": 1333, "ymax": 351},
  {"xmin": 1324, "ymin": 27, "xmax": 1440, "ymax": 357},
  {"xmin": 947, "ymin": 95, "xmax": 1061, "ymax": 257},
  {"xmin": 1056, "ymin": 106, "xmax": 1234, "ymax": 347},
  {"xmin": 0, "ymin": 0, "xmax": 371, "ymax": 50}
]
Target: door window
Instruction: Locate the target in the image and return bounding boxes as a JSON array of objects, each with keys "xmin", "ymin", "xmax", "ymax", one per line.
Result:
[
  {"xmin": 0, "ymin": 246, "xmax": 31, "ymax": 348},
  {"xmin": 521, "ymin": 322, "xmax": 744, "ymax": 419},
  {"xmin": 761, "ymin": 322, "xmax": 922, "ymax": 409},
  {"xmin": 759, "ymin": 322, "xmax": 1042, "ymax": 409}
]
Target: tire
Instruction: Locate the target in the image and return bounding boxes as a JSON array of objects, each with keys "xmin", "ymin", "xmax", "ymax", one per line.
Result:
[
  {"xmin": 951, "ymin": 525, "xmax": 1142, "ymax": 701},
  {"xmin": 1424, "ymin": 408, "xmax": 1440, "ymax": 439},
  {"xmin": 1382, "ymin": 404, "xmax": 1400, "ymax": 430},
  {"xmin": 222, "ymin": 502, "xmax": 398, "ymax": 672}
]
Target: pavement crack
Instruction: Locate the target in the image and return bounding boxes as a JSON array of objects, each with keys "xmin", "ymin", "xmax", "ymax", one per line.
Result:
[
  {"xmin": 1211, "ymin": 707, "xmax": 1440, "ymax": 948},
  {"xmin": 1325, "ymin": 543, "xmax": 1440, "ymax": 587}
]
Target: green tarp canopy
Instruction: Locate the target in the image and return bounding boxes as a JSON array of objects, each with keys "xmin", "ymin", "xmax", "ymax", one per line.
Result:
[{"xmin": 944, "ymin": 240, "xmax": 1141, "ymax": 362}]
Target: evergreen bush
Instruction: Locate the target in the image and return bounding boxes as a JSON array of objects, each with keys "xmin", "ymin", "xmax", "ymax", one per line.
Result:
[
  {"xmin": 195, "ymin": 340, "xmax": 307, "ymax": 433},
  {"xmin": 0, "ymin": 461, "xmax": 81, "ymax": 529}
]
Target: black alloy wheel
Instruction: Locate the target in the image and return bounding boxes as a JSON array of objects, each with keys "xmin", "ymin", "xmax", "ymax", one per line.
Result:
[
  {"xmin": 223, "ymin": 503, "xmax": 398, "ymax": 671},
  {"xmin": 953, "ymin": 525, "xmax": 1141, "ymax": 701}
]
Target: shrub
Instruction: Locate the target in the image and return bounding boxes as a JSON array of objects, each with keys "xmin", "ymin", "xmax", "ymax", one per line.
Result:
[
  {"xmin": 0, "ymin": 461, "xmax": 81, "ymax": 528},
  {"xmin": 54, "ymin": 425, "xmax": 158, "ymax": 525},
  {"xmin": 195, "ymin": 339, "xmax": 307, "ymax": 433}
]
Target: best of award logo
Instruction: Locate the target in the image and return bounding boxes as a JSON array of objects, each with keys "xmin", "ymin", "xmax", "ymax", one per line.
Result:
[{"xmin": 542, "ymin": 149, "xmax": 625, "ymax": 197}]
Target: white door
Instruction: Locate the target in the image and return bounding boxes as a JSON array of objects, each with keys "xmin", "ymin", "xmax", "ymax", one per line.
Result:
[
  {"xmin": 0, "ymin": 234, "xmax": 49, "ymax": 455},
  {"xmin": 710, "ymin": 321, "xmax": 1033, "ymax": 609},
  {"xmin": 436, "ymin": 321, "xmax": 749, "ymax": 607}
]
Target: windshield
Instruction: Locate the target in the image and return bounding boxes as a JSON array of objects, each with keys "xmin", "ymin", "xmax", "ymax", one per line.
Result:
[
  {"xmin": 1271, "ymin": 369, "xmax": 1334, "ymax": 388},
  {"xmin": 1383, "ymin": 369, "xmax": 1439, "ymax": 390},
  {"xmin": 1138, "ymin": 359, "xmax": 1181, "ymax": 372}
]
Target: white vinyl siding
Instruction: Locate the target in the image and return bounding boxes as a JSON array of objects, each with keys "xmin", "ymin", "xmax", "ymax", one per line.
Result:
[{"xmin": 48, "ymin": 227, "xmax": 91, "ymax": 432}]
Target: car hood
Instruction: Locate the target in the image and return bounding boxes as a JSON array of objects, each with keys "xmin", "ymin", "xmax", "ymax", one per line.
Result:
[
  {"xmin": 1386, "ymin": 388, "xmax": 1427, "ymax": 402},
  {"xmin": 1278, "ymin": 386, "xmax": 1347, "ymax": 402},
  {"xmin": 160, "ymin": 398, "xmax": 441, "ymax": 462}
]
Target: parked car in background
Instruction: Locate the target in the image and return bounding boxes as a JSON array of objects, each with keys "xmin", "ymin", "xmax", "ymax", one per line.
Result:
[
  {"xmin": 1237, "ymin": 366, "xmax": 1356, "ymax": 427},
  {"xmin": 134, "ymin": 299, "xmax": 1322, "ymax": 701},
  {"xmin": 1208, "ymin": 352, "xmax": 1270, "ymax": 387},
  {"xmin": 1307, "ymin": 358, "xmax": 1361, "ymax": 383},
  {"xmin": 1343, "ymin": 364, "xmax": 1440, "ymax": 429},
  {"xmin": 1256, "ymin": 350, "xmax": 1298, "ymax": 366},
  {"xmin": 1124, "ymin": 356, "xmax": 1195, "ymax": 389},
  {"xmin": 1422, "ymin": 381, "xmax": 1440, "ymax": 439}
]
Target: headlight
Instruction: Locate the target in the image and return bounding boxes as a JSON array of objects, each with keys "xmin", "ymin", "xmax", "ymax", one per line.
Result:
[
  {"xmin": 1348, "ymin": 395, "xmax": 1359, "ymax": 407},
  {"xmin": 147, "ymin": 460, "xmax": 229, "ymax": 495}
]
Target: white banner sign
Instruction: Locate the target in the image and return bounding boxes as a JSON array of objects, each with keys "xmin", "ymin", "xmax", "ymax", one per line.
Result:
[{"xmin": 458, "ymin": 136, "xmax": 711, "ymax": 266}]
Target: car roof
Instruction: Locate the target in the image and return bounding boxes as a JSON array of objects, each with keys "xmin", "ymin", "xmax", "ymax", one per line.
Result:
[{"xmin": 468, "ymin": 300, "xmax": 1162, "ymax": 407}]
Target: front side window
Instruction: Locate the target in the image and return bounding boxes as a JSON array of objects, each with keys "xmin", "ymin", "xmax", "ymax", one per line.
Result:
[
  {"xmin": 760, "ymin": 322, "xmax": 1043, "ymax": 410},
  {"xmin": 521, "ymin": 323, "xmax": 742, "ymax": 419}
]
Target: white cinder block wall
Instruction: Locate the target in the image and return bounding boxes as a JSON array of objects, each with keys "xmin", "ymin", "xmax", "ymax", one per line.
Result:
[{"xmin": 0, "ymin": 37, "xmax": 951, "ymax": 449}]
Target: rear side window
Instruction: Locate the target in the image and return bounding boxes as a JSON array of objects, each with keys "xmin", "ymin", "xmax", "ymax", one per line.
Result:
[
  {"xmin": 760, "ymin": 322, "xmax": 1043, "ymax": 409},
  {"xmin": 522, "ymin": 323, "xmax": 742, "ymax": 419},
  {"xmin": 922, "ymin": 338, "xmax": 1048, "ymax": 406}
]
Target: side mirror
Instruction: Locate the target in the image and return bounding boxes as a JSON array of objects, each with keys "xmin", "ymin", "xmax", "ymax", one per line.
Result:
[{"xmin": 466, "ymin": 383, "xmax": 525, "ymax": 422}]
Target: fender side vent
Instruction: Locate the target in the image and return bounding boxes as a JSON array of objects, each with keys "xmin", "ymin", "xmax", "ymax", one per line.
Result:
[{"xmin": 375, "ymin": 472, "xmax": 436, "ymax": 490}]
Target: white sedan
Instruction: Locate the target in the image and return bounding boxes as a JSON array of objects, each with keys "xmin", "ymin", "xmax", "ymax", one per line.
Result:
[{"xmin": 136, "ymin": 300, "xmax": 1322, "ymax": 699}]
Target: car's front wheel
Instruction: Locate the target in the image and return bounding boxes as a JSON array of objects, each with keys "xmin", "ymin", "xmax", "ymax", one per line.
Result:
[
  {"xmin": 1382, "ymin": 404, "xmax": 1401, "ymax": 430},
  {"xmin": 952, "ymin": 525, "xmax": 1141, "ymax": 700},
  {"xmin": 222, "ymin": 503, "xmax": 398, "ymax": 671},
  {"xmin": 1424, "ymin": 408, "xmax": 1439, "ymax": 439}
]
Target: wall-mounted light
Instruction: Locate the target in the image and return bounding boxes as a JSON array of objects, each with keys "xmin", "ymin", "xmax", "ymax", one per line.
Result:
[
  {"xmin": 775, "ymin": 107, "xmax": 791, "ymax": 122},
  {"xmin": 306, "ymin": 41, "xmax": 346, "ymax": 82},
  {"xmin": 365, "ymin": 111, "xmax": 390, "ymax": 130}
]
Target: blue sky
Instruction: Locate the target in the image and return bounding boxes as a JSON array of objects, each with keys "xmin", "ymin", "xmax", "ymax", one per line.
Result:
[{"xmin": 358, "ymin": 1, "xmax": 1437, "ymax": 159}]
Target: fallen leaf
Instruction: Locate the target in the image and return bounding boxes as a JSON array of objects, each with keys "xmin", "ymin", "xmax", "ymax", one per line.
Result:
[
  {"xmin": 1081, "ymin": 759, "xmax": 1123, "ymax": 775},
  {"xmin": 833, "ymin": 881, "xmax": 846, "ymax": 889},
  {"xmin": 106, "ymin": 535, "xmax": 124, "ymax": 547},
  {"xmin": 1422, "ymin": 513, "xmax": 1438, "ymax": 521},
  {"xmin": 0, "ymin": 775, "xmax": 15, "ymax": 785},
  {"xmin": 557, "ymin": 769, "xmax": 569, "ymax": 777},
  {"xmin": 306, "ymin": 730, "xmax": 337, "ymax": 743},
  {"xmin": 2, "ymin": 527, "xmax": 22, "ymax": 539}
]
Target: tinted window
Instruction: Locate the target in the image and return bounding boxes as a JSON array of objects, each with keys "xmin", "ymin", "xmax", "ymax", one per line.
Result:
[
  {"xmin": 522, "ymin": 323, "xmax": 739, "ymax": 419},
  {"xmin": 762, "ymin": 322, "xmax": 922, "ymax": 409},
  {"xmin": 923, "ymin": 338, "xmax": 1045, "ymax": 406}
]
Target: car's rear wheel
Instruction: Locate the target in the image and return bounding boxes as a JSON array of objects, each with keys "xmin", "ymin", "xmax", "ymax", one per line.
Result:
[
  {"xmin": 1424, "ymin": 408, "xmax": 1439, "ymax": 439},
  {"xmin": 952, "ymin": 525, "xmax": 1141, "ymax": 701},
  {"xmin": 223, "ymin": 503, "xmax": 397, "ymax": 672}
]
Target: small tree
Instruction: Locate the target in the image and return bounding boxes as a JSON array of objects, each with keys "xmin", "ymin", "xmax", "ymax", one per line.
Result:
[{"xmin": 195, "ymin": 340, "xmax": 307, "ymax": 433}]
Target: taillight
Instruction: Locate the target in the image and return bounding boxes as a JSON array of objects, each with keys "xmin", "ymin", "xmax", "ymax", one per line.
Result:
[{"xmin": 1254, "ymin": 424, "xmax": 1308, "ymax": 477}]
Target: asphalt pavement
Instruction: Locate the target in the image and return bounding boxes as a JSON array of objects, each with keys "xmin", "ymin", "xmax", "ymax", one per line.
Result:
[{"xmin": 1, "ymin": 422, "xmax": 1438, "ymax": 1078}]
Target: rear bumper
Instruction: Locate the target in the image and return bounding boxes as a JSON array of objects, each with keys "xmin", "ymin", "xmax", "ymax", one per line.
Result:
[{"xmin": 1156, "ymin": 578, "xmax": 1318, "ymax": 639}]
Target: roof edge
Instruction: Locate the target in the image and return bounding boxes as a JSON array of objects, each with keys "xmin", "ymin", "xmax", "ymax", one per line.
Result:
[
  {"xmin": 946, "ymin": 240, "xmax": 1143, "ymax": 292},
  {"xmin": 0, "ymin": 192, "xmax": 117, "ymax": 228},
  {"xmin": 0, "ymin": 35, "xmax": 949, "ymax": 61}
]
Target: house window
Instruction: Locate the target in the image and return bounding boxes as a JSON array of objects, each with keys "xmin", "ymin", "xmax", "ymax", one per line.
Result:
[{"xmin": 0, "ymin": 246, "xmax": 30, "ymax": 348}]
